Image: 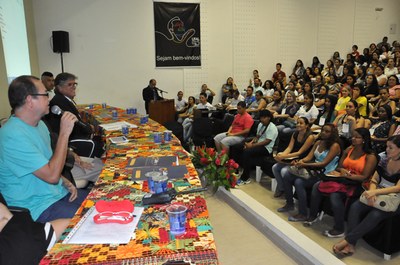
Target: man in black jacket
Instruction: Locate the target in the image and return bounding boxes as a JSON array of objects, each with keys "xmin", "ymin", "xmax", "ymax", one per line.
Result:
[
  {"xmin": 142, "ymin": 79, "xmax": 163, "ymax": 114},
  {"xmin": 46, "ymin": 72, "xmax": 104, "ymax": 157}
]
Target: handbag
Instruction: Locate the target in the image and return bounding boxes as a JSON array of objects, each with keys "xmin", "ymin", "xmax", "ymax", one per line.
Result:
[
  {"xmin": 288, "ymin": 166, "xmax": 324, "ymax": 180},
  {"xmin": 359, "ymin": 193, "xmax": 400, "ymax": 212}
]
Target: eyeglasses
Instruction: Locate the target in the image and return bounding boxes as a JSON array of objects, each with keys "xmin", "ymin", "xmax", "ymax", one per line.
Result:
[
  {"xmin": 30, "ymin": 93, "xmax": 49, "ymax": 97},
  {"xmin": 64, "ymin": 82, "xmax": 78, "ymax": 87}
]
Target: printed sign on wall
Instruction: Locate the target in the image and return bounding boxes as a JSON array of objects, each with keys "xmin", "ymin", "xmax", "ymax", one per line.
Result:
[{"xmin": 154, "ymin": 2, "xmax": 201, "ymax": 67}]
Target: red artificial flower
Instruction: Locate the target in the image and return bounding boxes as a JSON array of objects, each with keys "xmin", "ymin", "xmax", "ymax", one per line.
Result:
[
  {"xmin": 215, "ymin": 158, "xmax": 221, "ymax": 166},
  {"xmin": 200, "ymin": 157, "xmax": 209, "ymax": 165}
]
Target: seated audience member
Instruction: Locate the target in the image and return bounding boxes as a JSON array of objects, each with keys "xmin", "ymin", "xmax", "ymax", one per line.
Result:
[
  {"xmin": 306, "ymin": 128, "xmax": 377, "ymax": 238},
  {"xmin": 274, "ymin": 91, "xmax": 300, "ymax": 132},
  {"xmin": 221, "ymin": 77, "xmax": 237, "ymax": 103},
  {"xmin": 375, "ymin": 65, "xmax": 387, "ymax": 87},
  {"xmin": 262, "ymin": 80, "xmax": 275, "ymax": 102},
  {"xmin": 333, "ymin": 135, "xmax": 400, "ymax": 257},
  {"xmin": 0, "ymin": 75, "xmax": 88, "ymax": 223},
  {"xmin": 247, "ymin": 90, "xmax": 267, "ymax": 119},
  {"xmin": 41, "ymin": 71, "xmax": 55, "ymax": 99},
  {"xmin": 214, "ymin": 101, "xmax": 254, "ymax": 154},
  {"xmin": 369, "ymin": 87, "xmax": 396, "ymax": 119},
  {"xmin": 180, "ymin": 96, "xmax": 197, "ymax": 142},
  {"xmin": 272, "ymin": 63, "xmax": 287, "ymax": 85},
  {"xmin": 351, "ymin": 45, "xmax": 360, "ymax": 60},
  {"xmin": 244, "ymin": 86, "xmax": 256, "ymax": 107},
  {"xmin": 0, "ymin": 201, "xmax": 70, "ymax": 265},
  {"xmin": 303, "ymin": 67, "xmax": 314, "ymax": 83},
  {"xmin": 142, "ymin": 79, "xmax": 163, "ymax": 114},
  {"xmin": 351, "ymin": 84, "xmax": 367, "ymax": 117},
  {"xmin": 384, "ymin": 58, "xmax": 398, "ymax": 77},
  {"xmin": 273, "ymin": 117, "xmax": 315, "ymax": 197},
  {"xmin": 293, "ymin": 59, "xmax": 306, "ymax": 78},
  {"xmin": 199, "ymin": 84, "xmax": 216, "ymax": 104},
  {"xmin": 278, "ymin": 124, "xmax": 341, "ymax": 222},
  {"xmin": 387, "ymin": 74, "xmax": 400, "ymax": 101},
  {"xmin": 46, "ymin": 72, "xmax": 104, "ymax": 157},
  {"xmin": 196, "ymin": 92, "xmax": 214, "ymax": 110},
  {"xmin": 321, "ymin": 60, "xmax": 334, "ymax": 77},
  {"xmin": 333, "ymin": 99, "xmax": 365, "ymax": 148},
  {"xmin": 278, "ymin": 92, "xmax": 318, "ymax": 146},
  {"xmin": 252, "ymin": 77, "xmax": 263, "ymax": 93},
  {"xmin": 326, "ymin": 74, "xmax": 340, "ymax": 95},
  {"xmin": 363, "ymin": 74, "xmax": 379, "ymax": 102},
  {"xmin": 175, "ymin": 91, "xmax": 187, "ymax": 113},
  {"xmin": 266, "ymin": 90, "xmax": 283, "ymax": 113},
  {"xmin": 249, "ymin": 69, "xmax": 259, "ymax": 87},
  {"xmin": 354, "ymin": 67, "xmax": 366, "ymax": 87},
  {"xmin": 314, "ymin": 85, "xmax": 327, "ymax": 110},
  {"xmin": 236, "ymin": 110, "xmax": 278, "ymax": 186},
  {"xmin": 225, "ymin": 90, "xmax": 245, "ymax": 112},
  {"xmin": 334, "ymin": 86, "xmax": 351, "ymax": 116},
  {"xmin": 366, "ymin": 59, "xmax": 377, "ymax": 76},
  {"xmin": 367, "ymin": 104, "xmax": 396, "ymax": 154},
  {"xmin": 274, "ymin": 80, "xmax": 284, "ymax": 92},
  {"xmin": 334, "ymin": 59, "xmax": 344, "ymax": 78},
  {"xmin": 284, "ymin": 81, "xmax": 298, "ymax": 98},
  {"xmin": 314, "ymin": 94, "xmax": 338, "ymax": 128},
  {"xmin": 311, "ymin": 56, "xmax": 322, "ymax": 71}
]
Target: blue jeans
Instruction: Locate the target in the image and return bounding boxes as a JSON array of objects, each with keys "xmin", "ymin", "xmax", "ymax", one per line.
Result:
[
  {"xmin": 309, "ymin": 181, "xmax": 346, "ymax": 232},
  {"xmin": 271, "ymin": 163, "xmax": 290, "ymax": 192},
  {"xmin": 345, "ymin": 200, "xmax": 400, "ymax": 245},
  {"xmin": 36, "ymin": 189, "xmax": 89, "ymax": 223},
  {"xmin": 283, "ymin": 172, "xmax": 319, "ymax": 216}
]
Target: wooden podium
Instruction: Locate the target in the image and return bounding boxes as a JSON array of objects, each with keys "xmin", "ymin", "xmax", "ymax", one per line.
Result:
[{"xmin": 149, "ymin": 99, "xmax": 175, "ymax": 125}]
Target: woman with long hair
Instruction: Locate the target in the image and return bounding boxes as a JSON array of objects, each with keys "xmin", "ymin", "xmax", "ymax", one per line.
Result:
[
  {"xmin": 272, "ymin": 117, "xmax": 315, "ymax": 197},
  {"xmin": 278, "ymin": 124, "xmax": 341, "ymax": 222},
  {"xmin": 266, "ymin": 90, "xmax": 283, "ymax": 113},
  {"xmin": 333, "ymin": 99, "xmax": 365, "ymax": 148},
  {"xmin": 333, "ymin": 135, "xmax": 400, "ymax": 256},
  {"xmin": 262, "ymin": 80, "xmax": 275, "ymax": 103},
  {"xmin": 305, "ymin": 128, "xmax": 378, "ymax": 238},
  {"xmin": 367, "ymin": 104, "xmax": 396, "ymax": 154},
  {"xmin": 363, "ymin": 74, "xmax": 379, "ymax": 101},
  {"xmin": 369, "ymin": 87, "xmax": 396, "ymax": 119},
  {"xmin": 334, "ymin": 86, "xmax": 351, "ymax": 116},
  {"xmin": 221, "ymin": 77, "xmax": 237, "ymax": 103},
  {"xmin": 293, "ymin": 59, "xmax": 305, "ymax": 77},
  {"xmin": 314, "ymin": 94, "xmax": 338, "ymax": 127}
]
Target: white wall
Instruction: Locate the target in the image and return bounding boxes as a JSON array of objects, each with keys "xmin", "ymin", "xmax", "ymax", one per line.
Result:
[{"xmin": 31, "ymin": 0, "xmax": 400, "ymax": 114}]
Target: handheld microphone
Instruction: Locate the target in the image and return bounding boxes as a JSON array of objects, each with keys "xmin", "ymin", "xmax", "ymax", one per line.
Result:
[{"xmin": 50, "ymin": 105, "xmax": 89, "ymax": 129}]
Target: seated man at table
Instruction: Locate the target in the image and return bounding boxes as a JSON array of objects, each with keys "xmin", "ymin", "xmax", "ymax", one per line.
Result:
[
  {"xmin": 0, "ymin": 75, "xmax": 89, "ymax": 223},
  {"xmin": 214, "ymin": 101, "xmax": 254, "ymax": 154},
  {"xmin": 46, "ymin": 72, "xmax": 104, "ymax": 157}
]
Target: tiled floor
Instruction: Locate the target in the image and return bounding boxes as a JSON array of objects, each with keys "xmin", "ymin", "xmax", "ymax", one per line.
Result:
[
  {"xmin": 205, "ymin": 192, "xmax": 297, "ymax": 264},
  {"xmin": 206, "ymin": 173, "xmax": 400, "ymax": 265}
]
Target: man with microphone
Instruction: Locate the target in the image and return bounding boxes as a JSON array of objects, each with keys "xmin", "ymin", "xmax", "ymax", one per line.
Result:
[
  {"xmin": 142, "ymin": 79, "xmax": 164, "ymax": 114},
  {"xmin": 0, "ymin": 75, "xmax": 88, "ymax": 223},
  {"xmin": 46, "ymin": 72, "xmax": 104, "ymax": 158}
]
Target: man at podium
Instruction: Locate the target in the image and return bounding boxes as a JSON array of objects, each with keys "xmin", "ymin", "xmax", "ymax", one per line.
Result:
[{"xmin": 142, "ymin": 79, "xmax": 164, "ymax": 114}]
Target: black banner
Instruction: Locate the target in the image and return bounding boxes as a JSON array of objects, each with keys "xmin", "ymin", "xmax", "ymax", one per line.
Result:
[{"xmin": 154, "ymin": 2, "xmax": 201, "ymax": 67}]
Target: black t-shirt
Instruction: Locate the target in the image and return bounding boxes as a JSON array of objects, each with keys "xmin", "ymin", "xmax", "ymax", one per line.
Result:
[{"xmin": 0, "ymin": 211, "xmax": 48, "ymax": 265}]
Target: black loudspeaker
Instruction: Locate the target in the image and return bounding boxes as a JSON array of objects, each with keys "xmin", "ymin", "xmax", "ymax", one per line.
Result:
[{"xmin": 52, "ymin": 31, "xmax": 70, "ymax": 53}]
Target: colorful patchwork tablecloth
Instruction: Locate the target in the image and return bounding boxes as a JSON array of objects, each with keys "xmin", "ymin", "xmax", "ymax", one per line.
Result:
[{"xmin": 40, "ymin": 105, "xmax": 218, "ymax": 265}]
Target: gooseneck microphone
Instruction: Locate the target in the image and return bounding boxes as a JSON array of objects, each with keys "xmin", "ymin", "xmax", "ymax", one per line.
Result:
[{"xmin": 50, "ymin": 105, "xmax": 89, "ymax": 129}]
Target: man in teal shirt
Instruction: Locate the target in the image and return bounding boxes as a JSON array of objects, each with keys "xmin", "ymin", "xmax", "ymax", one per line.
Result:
[{"xmin": 0, "ymin": 75, "xmax": 88, "ymax": 222}]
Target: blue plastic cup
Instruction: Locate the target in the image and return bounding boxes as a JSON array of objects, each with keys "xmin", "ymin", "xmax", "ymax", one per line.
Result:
[
  {"xmin": 164, "ymin": 130, "xmax": 172, "ymax": 142},
  {"xmin": 112, "ymin": 110, "xmax": 118, "ymax": 119},
  {"xmin": 140, "ymin": 115, "xmax": 146, "ymax": 124},
  {"xmin": 154, "ymin": 132, "xmax": 162, "ymax": 144},
  {"xmin": 131, "ymin": 108, "xmax": 137, "ymax": 114},
  {"xmin": 89, "ymin": 104, "xmax": 94, "ymax": 109},
  {"xmin": 152, "ymin": 175, "xmax": 168, "ymax": 194},
  {"xmin": 121, "ymin": 124, "xmax": 129, "ymax": 135},
  {"xmin": 145, "ymin": 171, "xmax": 161, "ymax": 193},
  {"xmin": 166, "ymin": 204, "xmax": 187, "ymax": 235}
]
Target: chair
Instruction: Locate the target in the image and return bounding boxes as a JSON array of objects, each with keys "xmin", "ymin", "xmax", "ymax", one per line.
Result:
[
  {"xmin": 192, "ymin": 117, "xmax": 215, "ymax": 147},
  {"xmin": 69, "ymin": 139, "xmax": 95, "ymax": 158}
]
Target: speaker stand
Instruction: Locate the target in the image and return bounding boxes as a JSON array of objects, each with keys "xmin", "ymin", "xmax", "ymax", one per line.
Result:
[{"xmin": 59, "ymin": 52, "xmax": 64, "ymax": 73}]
